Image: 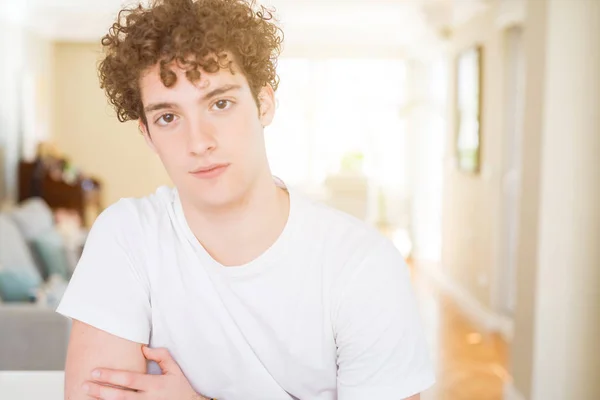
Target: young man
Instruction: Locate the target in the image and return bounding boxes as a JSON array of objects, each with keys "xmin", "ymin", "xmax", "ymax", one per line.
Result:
[{"xmin": 56, "ymin": 0, "xmax": 435, "ymax": 399}]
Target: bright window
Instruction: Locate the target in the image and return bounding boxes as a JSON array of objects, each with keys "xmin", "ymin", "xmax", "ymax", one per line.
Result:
[{"xmin": 265, "ymin": 58, "xmax": 408, "ymax": 191}]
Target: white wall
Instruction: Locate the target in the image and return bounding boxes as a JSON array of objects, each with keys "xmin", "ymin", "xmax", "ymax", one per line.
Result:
[
  {"xmin": 529, "ymin": 0, "xmax": 600, "ymax": 398},
  {"xmin": 0, "ymin": 19, "xmax": 25, "ymax": 203},
  {"xmin": 441, "ymin": 1, "xmax": 505, "ymax": 309},
  {"xmin": 52, "ymin": 42, "xmax": 172, "ymax": 208},
  {"xmin": 0, "ymin": 12, "xmax": 54, "ymax": 204}
]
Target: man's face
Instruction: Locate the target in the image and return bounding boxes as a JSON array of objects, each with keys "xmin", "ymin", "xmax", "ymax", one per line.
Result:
[{"xmin": 138, "ymin": 61, "xmax": 275, "ymax": 208}]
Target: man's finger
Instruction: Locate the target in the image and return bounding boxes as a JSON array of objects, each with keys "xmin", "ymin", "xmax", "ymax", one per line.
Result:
[
  {"xmin": 142, "ymin": 346, "xmax": 181, "ymax": 374},
  {"xmin": 91, "ymin": 368, "xmax": 155, "ymax": 391},
  {"xmin": 84, "ymin": 380, "xmax": 141, "ymax": 399}
]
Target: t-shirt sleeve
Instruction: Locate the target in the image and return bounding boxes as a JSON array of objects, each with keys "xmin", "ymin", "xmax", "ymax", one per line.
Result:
[
  {"xmin": 334, "ymin": 239, "xmax": 435, "ymax": 399},
  {"xmin": 56, "ymin": 200, "xmax": 151, "ymax": 344}
]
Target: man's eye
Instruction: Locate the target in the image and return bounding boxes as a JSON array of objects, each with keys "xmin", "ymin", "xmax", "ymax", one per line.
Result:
[
  {"xmin": 156, "ymin": 113, "xmax": 176, "ymax": 126},
  {"xmin": 213, "ymin": 100, "xmax": 232, "ymax": 110}
]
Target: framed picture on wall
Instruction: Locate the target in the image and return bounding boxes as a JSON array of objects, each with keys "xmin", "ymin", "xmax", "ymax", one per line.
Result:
[{"xmin": 455, "ymin": 45, "xmax": 483, "ymax": 173}]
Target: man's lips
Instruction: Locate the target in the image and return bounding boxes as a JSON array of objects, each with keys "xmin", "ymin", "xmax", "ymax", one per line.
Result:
[
  {"xmin": 188, "ymin": 163, "xmax": 230, "ymax": 178},
  {"xmin": 189, "ymin": 164, "xmax": 228, "ymax": 173}
]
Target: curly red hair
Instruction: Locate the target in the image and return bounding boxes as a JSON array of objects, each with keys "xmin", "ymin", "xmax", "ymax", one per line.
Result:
[{"xmin": 98, "ymin": 0, "xmax": 283, "ymax": 125}]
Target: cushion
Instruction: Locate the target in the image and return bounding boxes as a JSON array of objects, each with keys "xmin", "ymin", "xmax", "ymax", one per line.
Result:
[
  {"xmin": 0, "ymin": 214, "xmax": 40, "ymax": 274},
  {"xmin": 0, "ymin": 266, "xmax": 41, "ymax": 302},
  {"xmin": 9, "ymin": 198, "xmax": 57, "ymax": 279},
  {"xmin": 31, "ymin": 229, "xmax": 71, "ymax": 280},
  {"xmin": 0, "ymin": 214, "xmax": 43, "ymax": 302},
  {"xmin": 9, "ymin": 197, "xmax": 54, "ymax": 240}
]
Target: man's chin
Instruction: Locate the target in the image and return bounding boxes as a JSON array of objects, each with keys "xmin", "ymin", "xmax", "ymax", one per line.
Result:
[{"xmin": 188, "ymin": 186, "xmax": 241, "ymax": 210}]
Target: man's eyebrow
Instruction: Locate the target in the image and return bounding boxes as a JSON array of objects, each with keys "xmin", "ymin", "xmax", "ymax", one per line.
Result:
[
  {"xmin": 144, "ymin": 102, "xmax": 177, "ymax": 113},
  {"xmin": 202, "ymin": 84, "xmax": 242, "ymax": 101},
  {"xmin": 143, "ymin": 84, "xmax": 242, "ymax": 113}
]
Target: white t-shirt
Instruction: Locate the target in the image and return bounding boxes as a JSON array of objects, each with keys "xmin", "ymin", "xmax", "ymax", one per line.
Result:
[{"xmin": 56, "ymin": 182, "xmax": 435, "ymax": 400}]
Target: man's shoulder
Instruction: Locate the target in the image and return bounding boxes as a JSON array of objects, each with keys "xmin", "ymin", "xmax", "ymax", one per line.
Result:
[
  {"xmin": 296, "ymin": 195, "xmax": 406, "ymax": 298},
  {"xmin": 92, "ymin": 185, "xmax": 176, "ymax": 235}
]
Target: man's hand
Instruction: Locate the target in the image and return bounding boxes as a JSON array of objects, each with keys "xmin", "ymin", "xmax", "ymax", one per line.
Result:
[{"xmin": 83, "ymin": 346, "xmax": 207, "ymax": 400}]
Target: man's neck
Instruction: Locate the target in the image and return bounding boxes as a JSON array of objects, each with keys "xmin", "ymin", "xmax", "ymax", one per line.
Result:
[{"xmin": 180, "ymin": 175, "xmax": 290, "ymax": 267}]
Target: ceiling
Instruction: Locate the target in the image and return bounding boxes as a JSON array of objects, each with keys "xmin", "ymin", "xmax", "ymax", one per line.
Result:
[{"xmin": 1, "ymin": 0, "xmax": 490, "ymax": 56}]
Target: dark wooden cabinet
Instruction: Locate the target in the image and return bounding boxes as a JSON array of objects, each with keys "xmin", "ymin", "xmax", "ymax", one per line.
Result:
[{"xmin": 18, "ymin": 160, "xmax": 102, "ymax": 227}]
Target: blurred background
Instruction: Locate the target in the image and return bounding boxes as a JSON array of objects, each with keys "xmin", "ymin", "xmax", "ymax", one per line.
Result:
[{"xmin": 0, "ymin": 0, "xmax": 598, "ymax": 399}]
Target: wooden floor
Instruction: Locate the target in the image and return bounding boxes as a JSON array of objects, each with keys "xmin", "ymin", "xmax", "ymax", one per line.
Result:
[{"xmin": 409, "ymin": 263, "xmax": 509, "ymax": 400}]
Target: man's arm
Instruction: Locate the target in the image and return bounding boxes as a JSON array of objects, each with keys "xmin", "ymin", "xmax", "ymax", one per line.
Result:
[
  {"xmin": 334, "ymin": 239, "xmax": 435, "ymax": 399},
  {"xmin": 64, "ymin": 320, "xmax": 146, "ymax": 400}
]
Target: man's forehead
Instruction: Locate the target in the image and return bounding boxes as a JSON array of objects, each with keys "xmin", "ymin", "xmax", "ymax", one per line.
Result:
[{"xmin": 142, "ymin": 61, "xmax": 241, "ymax": 87}]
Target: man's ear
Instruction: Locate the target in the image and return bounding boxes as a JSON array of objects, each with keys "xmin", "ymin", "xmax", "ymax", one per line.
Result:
[
  {"xmin": 139, "ymin": 121, "xmax": 157, "ymax": 153},
  {"xmin": 258, "ymin": 84, "xmax": 276, "ymax": 128}
]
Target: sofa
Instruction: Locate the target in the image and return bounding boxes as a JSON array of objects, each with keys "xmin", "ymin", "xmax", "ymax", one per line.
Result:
[{"xmin": 0, "ymin": 198, "xmax": 85, "ymax": 371}]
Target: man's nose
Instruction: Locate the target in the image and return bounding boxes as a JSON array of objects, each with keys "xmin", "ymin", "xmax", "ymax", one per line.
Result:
[{"xmin": 187, "ymin": 119, "xmax": 217, "ymax": 155}]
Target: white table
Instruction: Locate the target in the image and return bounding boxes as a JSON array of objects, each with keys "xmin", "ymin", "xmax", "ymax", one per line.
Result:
[{"xmin": 0, "ymin": 371, "xmax": 64, "ymax": 399}]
